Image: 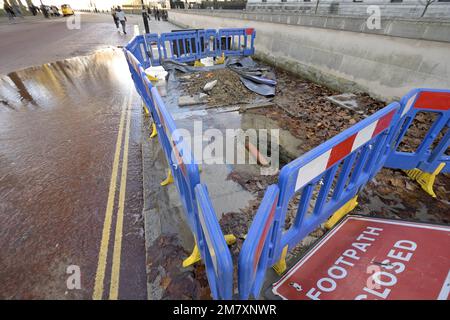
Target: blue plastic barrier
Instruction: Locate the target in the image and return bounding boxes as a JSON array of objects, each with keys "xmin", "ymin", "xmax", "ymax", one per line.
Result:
[
  {"xmin": 198, "ymin": 29, "xmax": 218, "ymax": 58},
  {"xmin": 143, "ymin": 33, "xmax": 163, "ymax": 67},
  {"xmin": 385, "ymin": 89, "xmax": 450, "ymax": 174},
  {"xmin": 195, "ymin": 184, "xmax": 234, "ymax": 300},
  {"xmin": 239, "ymin": 185, "xmax": 279, "ymax": 300},
  {"xmin": 159, "ymin": 30, "xmax": 200, "ymax": 63},
  {"xmin": 217, "ymin": 28, "xmax": 256, "ymax": 57},
  {"xmin": 125, "ymin": 28, "xmax": 255, "ymax": 68},
  {"xmin": 124, "ymin": 39, "xmax": 235, "ymax": 299},
  {"xmin": 238, "ymin": 103, "xmax": 400, "ymax": 299}
]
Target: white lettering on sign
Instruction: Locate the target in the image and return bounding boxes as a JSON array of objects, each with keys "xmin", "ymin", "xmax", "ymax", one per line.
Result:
[
  {"xmin": 355, "ymin": 239, "xmax": 417, "ymax": 300},
  {"xmin": 305, "ymin": 226, "xmax": 383, "ymax": 300}
]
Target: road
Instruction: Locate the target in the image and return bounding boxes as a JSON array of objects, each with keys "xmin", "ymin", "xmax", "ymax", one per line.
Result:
[{"xmin": 0, "ymin": 13, "xmax": 176, "ymax": 299}]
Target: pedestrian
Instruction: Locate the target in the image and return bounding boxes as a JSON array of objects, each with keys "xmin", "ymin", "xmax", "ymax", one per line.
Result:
[
  {"xmin": 153, "ymin": 7, "xmax": 157, "ymax": 21},
  {"xmin": 156, "ymin": 9, "xmax": 160, "ymax": 21},
  {"xmin": 12, "ymin": 3, "xmax": 23, "ymax": 18},
  {"xmin": 111, "ymin": 7, "xmax": 119, "ymax": 31},
  {"xmin": 146, "ymin": 6, "xmax": 151, "ymax": 20},
  {"xmin": 115, "ymin": 6, "xmax": 127, "ymax": 34},
  {"xmin": 3, "ymin": 2, "xmax": 15, "ymax": 22}
]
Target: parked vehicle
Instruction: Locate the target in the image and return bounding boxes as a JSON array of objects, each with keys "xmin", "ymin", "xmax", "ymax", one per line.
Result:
[{"xmin": 61, "ymin": 4, "xmax": 74, "ymax": 16}]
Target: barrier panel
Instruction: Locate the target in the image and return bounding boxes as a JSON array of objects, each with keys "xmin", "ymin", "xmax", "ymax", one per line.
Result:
[
  {"xmin": 198, "ymin": 29, "xmax": 218, "ymax": 58},
  {"xmin": 159, "ymin": 30, "xmax": 200, "ymax": 63},
  {"xmin": 143, "ymin": 33, "xmax": 163, "ymax": 67},
  {"xmin": 195, "ymin": 184, "xmax": 234, "ymax": 300},
  {"xmin": 239, "ymin": 185, "xmax": 279, "ymax": 300},
  {"xmin": 126, "ymin": 28, "xmax": 256, "ymax": 68},
  {"xmin": 124, "ymin": 39, "xmax": 233, "ymax": 299},
  {"xmin": 217, "ymin": 28, "xmax": 256, "ymax": 57},
  {"xmin": 385, "ymin": 89, "xmax": 450, "ymax": 174},
  {"xmin": 238, "ymin": 103, "xmax": 400, "ymax": 299}
]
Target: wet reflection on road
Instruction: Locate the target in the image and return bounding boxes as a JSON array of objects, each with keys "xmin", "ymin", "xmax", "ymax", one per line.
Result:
[{"xmin": 0, "ymin": 49, "xmax": 146, "ymax": 299}]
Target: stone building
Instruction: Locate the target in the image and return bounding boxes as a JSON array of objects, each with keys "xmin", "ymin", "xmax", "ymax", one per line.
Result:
[{"xmin": 246, "ymin": 0, "xmax": 450, "ymax": 19}]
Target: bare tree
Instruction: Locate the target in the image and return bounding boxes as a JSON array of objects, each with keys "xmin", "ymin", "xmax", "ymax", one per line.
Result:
[{"xmin": 421, "ymin": 0, "xmax": 436, "ymax": 18}]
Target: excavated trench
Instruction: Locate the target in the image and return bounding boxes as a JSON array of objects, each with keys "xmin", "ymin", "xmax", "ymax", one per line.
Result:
[{"xmin": 144, "ymin": 58, "xmax": 449, "ymax": 299}]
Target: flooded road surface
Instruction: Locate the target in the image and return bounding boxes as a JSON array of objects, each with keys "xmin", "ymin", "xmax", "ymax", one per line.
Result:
[{"xmin": 0, "ymin": 48, "xmax": 146, "ymax": 299}]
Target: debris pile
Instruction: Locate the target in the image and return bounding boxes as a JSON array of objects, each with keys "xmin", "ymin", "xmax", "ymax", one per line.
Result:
[{"xmin": 179, "ymin": 68, "xmax": 262, "ymax": 108}]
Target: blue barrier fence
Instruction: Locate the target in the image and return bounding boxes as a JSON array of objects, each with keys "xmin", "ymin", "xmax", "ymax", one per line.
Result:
[
  {"xmin": 238, "ymin": 103, "xmax": 400, "ymax": 299},
  {"xmin": 124, "ymin": 31, "xmax": 238, "ymax": 299},
  {"xmin": 125, "ymin": 29, "xmax": 449, "ymax": 300},
  {"xmin": 126, "ymin": 28, "xmax": 256, "ymax": 68},
  {"xmin": 385, "ymin": 89, "xmax": 450, "ymax": 174}
]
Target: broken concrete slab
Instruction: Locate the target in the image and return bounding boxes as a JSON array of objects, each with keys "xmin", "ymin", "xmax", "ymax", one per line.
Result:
[
  {"xmin": 178, "ymin": 94, "xmax": 208, "ymax": 107},
  {"xmin": 203, "ymin": 79, "xmax": 218, "ymax": 93},
  {"xmin": 326, "ymin": 93, "xmax": 365, "ymax": 114}
]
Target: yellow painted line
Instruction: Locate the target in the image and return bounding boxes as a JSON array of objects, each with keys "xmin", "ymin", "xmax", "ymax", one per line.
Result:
[
  {"xmin": 109, "ymin": 99, "xmax": 132, "ymax": 300},
  {"xmin": 92, "ymin": 95, "xmax": 128, "ymax": 300}
]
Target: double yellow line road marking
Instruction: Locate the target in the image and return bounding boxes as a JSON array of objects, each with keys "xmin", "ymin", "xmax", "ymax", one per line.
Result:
[{"xmin": 93, "ymin": 91, "xmax": 133, "ymax": 300}]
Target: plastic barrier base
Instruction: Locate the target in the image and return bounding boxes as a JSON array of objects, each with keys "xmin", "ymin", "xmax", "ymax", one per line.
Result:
[
  {"xmin": 150, "ymin": 122, "xmax": 158, "ymax": 138},
  {"xmin": 182, "ymin": 234, "xmax": 237, "ymax": 268},
  {"xmin": 272, "ymin": 245, "xmax": 288, "ymax": 275},
  {"xmin": 324, "ymin": 196, "xmax": 359, "ymax": 229},
  {"xmin": 160, "ymin": 168, "xmax": 174, "ymax": 186},
  {"xmin": 216, "ymin": 53, "xmax": 225, "ymax": 65},
  {"xmin": 404, "ymin": 162, "xmax": 446, "ymax": 198},
  {"xmin": 194, "ymin": 60, "xmax": 205, "ymax": 67},
  {"xmin": 143, "ymin": 103, "xmax": 149, "ymax": 117}
]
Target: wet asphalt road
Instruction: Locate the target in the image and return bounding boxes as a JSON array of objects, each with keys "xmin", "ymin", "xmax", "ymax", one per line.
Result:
[{"xmin": 0, "ymin": 13, "xmax": 176, "ymax": 299}]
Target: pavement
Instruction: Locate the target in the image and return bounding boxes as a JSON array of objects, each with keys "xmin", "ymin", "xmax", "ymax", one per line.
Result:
[
  {"xmin": 0, "ymin": 12, "xmax": 177, "ymax": 299},
  {"xmin": 0, "ymin": 12, "xmax": 176, "ymax": 74}
]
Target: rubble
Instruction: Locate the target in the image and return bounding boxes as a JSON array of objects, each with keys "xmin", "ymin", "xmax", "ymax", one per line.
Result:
[
  {"xmin": 178, "ymin": 93, "xmax": 208, "ymax": 106},
  {"xmin": 180, "ymin": 68, "xmax": 262, "ymax": 108},
  {"xmin": 203, "ymin": 80, "xmax": 217, "ymax": 93}
]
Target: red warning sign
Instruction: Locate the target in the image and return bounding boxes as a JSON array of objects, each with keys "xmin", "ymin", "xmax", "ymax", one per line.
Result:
[{"xmin": 273, "ymin": 216, "xmax": 450, "ymax": 300}]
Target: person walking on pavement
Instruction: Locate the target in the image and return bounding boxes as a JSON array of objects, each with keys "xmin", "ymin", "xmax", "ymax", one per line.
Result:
[
  {"xmin": 4, "ymin": 2, "xmax": 15, "ymax": 22},
  {"xmin": 115, "ymin": 6, "xmax": 127, "ymax": 34},
  {"xmin": 111, "ymin": 7, "xmax": 119, "ymax": 31},
  {"xmin": 156, "ymin": 9, "xmax": 160, "ymax": 21},
  {"xmin": 12, "ymin": 2, "xmax": 23, "ymax": 18},
  {"xmin": 146, "ymin": 6, "xmax": 151, "ymax": 21}
]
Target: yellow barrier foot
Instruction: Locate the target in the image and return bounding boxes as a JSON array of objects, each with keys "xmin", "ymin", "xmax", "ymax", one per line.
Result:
[
  {"xmin": 273, "ymin": 245, "xmax": 288, "ymax": 275},
  {"xmin": 404, "ymin": 162, "xmax": 445, "ymax": 198},
  {"xmin": 150, "ymin": 122, "xmax": 158, "ymax": 138},
  {"xmin": 146, "ymin": 73, "xmax": 159, "ymax": 82},
  {"xmin": 182, "ymin": 234, "xmax": 236, "ymax": 268},
  {"xmin": 194, "ymin": 60, "xmax": 205, "ymax": 67},
  {"xmin": 215, "ymin": 53, "xmax": 225, "ymax": 65},
  {"xmin": 324, "ymin": 195, "xmax": 359, "ymax": 229},
  {"xmin": 224, "ymin": 234, "xmax": 237, "ymax": 246},
  {"xmin": 160, "ymin": 169, "xmax": 174, "ymax": 186},
  {"xmin": 142, "ymin": 103, "xmax": 149, "ymax": 117},
  {"xmin": 183, "ymin": 243, "xmax": 201, "ymax": 268}
]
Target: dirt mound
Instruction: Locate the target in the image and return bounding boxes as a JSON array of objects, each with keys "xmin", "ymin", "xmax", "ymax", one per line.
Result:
[{"xmin": 180, "ymin": 68, "xmax": 260, "ymax": 107}]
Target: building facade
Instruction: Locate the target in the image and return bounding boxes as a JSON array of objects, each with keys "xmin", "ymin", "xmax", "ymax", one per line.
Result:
[{"xmin": 246, "ymin": 0, "xmax": 450, "ymax": 19}]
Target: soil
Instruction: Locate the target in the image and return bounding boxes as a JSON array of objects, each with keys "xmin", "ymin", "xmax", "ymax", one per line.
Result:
[{"xmin": 179, "ymin": 68, "xmax": 262, "ymax": 108}]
